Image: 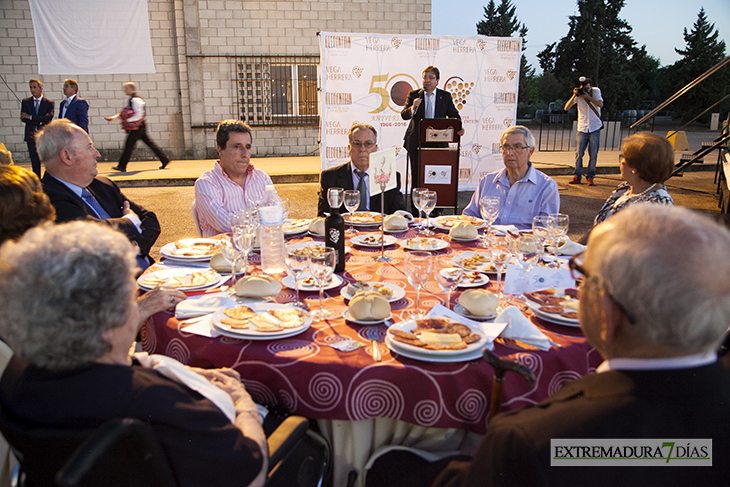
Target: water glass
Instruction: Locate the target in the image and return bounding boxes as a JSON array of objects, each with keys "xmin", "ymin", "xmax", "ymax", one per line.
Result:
[
  {"xmin": 478, "ymin": 196, "xmax": 500, "ymax": 248},
  {"xmin": 285, "ymin": 247, "xmax": 310, "ymax": 310},
  {"xmin": 309, "ymin": 247, "xmax": 336, "ymax": 321},
  {"xmin": 532, "ymin": 216, "xmax": 551, "ymax": 263},
  {"xmin": 491, "ymin": 247, "xmax": 512, "ymax": 301},
  {"xmin": 404, "ymin": 251, "xmax": 433, "ymax": 319},
  {"xmin": 233, "ymin": 223, "xmax": 255, "ymax": 277},
  {"xmin": 218, "ymin": 236, "xmax": 241, "ymax": 296},
  {"xmin": 434, "ymin": 257, "xmax": 463, "ymax": 310},
  {"xmin": 412, "ymin": 187, "xmax": 427, "ymax": 233},
  {"xmin": 327, "ymin": 187, "xmax": 344, "ymax": 210},
  {"xmin": 516, "ymin": 235, "xmax": 541, "ymax": 297},
  {"xmin": 343, "ymin": 190, "xmax": 360, "ymax": 235},
  {"xmin": 420, "ymin": 190, "xmax": 437, "ymax": 236},
  {"xmin": 547, "ymin": 213, "xmax": 569, "ymax": 268}
]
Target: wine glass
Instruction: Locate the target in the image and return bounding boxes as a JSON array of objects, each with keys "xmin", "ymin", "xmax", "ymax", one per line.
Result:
[
  {"xmin": 420, "ymin": 190, "xmax": 437, "ymax": 236},
  {"xmin": 478, "ymin": 196, "xmax": 500, "ymax": 248},
  {"xmin": 309, "ymin": 247, "xmax": 336, "ymax": 321},
  {"xmin": 281, "ymin": 197, "xmax": 291, "ymax": 220},
  {"xmin": 434, "ymin": 257, "xmax": 463, "ymax": 310},
  {"xmin": 547, "ymin": 213, "xmax": 570, "ymax": 268},
  {"xmin": 343, "ymin": 190, "xmax": 360, "ymax": 235},
  {"xmin": 412, "ymin": 187, "xmax": 426, "ymax": 233},
  {"xmin": 532, "ymin": 216, "xmax": 551, "ymax": 264},
  {"xmin": 246, "ymin": 195, "xmax": 262, "ymax": 223},
  {"xmin": 491, "ymin": 246, "xmax": 512, "ymax": 301},
  {"xmin": 218, "ymin": 236, "xmax": 241, "ymax": 296},
  {"xmin": 327, "ymin": 187, "xmax": 344, "ymax": 211},
  {"xmin": 285, "ymin": 246, "xmax": 310, "ymax": 310},
  {"xmin": 404, "ymin": 251, "xmax": 433, "ymax": 319},
  {"xmin": 233, "ymin": 222, "xmax": 255, "ymax": 278},
  {"xmin": 516, "ymin": 235, "xmax": 541, "ymax": 298}
]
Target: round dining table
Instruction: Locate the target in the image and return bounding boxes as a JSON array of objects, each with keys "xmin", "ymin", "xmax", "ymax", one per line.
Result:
[{"xmin": 141, "ymin": 224, "xmax": 602, "ymax": 486}]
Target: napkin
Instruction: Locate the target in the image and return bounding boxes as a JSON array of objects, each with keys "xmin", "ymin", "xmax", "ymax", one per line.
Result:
[
  {"xmin": 491, "ymin": 224, "xmax": 520, "ymax": 236},
  {"xmin": 558, "ymin": 237, "xmax": 587, "ymax": 256},
  {"xmin": 175, "ymin": 292, "xmax": 236, "ymax": 319},
  {"xmin": 426, "ymin": 304, "xmax": 507, "ymax": 350},
  {"xmin": 394, "ymin": 210, "xmax": 415, "ymax": 222},
  {"xmin": 495, "ymin": 306, "xmax": 551, "ymax": 351}
]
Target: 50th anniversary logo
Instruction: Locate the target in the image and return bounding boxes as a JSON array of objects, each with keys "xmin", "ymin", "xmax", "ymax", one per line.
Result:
[{"xmin": 551, "ymin": 439, "xmax": 711, "ymax": 466}]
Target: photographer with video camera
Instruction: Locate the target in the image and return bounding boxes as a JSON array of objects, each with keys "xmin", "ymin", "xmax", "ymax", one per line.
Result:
[{"xmin": 565, "ymin": 76, "xmax": 603, "ymax": 186}]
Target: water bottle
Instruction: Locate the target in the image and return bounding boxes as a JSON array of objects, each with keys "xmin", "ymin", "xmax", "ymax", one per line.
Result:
[{"xmin": 258, "ymin": 185, "xmax": 286, "ymax": 275}]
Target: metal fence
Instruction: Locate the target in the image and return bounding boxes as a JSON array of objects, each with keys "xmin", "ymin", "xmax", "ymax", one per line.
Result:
[{"xmin": 536, "ymin": 111, "xmax": 655, "ymax": 151}]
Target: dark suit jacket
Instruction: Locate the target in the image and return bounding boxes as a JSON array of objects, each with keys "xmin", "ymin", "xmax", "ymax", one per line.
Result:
[
  {"xmin": 401, "ymin": 88, "xmax": 461, "ymax": 152},
  {"xmin": 42, "ymin": 173, "xmax": 160, "ymax": 259},
  {"xmin": 59, "ymin": 96, "xmax": 89, "ymax": 133},
  {"xmin": 432, "ymin": 362, "xmax": 730, "ymax": 487},
  {"xmin": 317, "ymin": 162, "xmax": 406, "ymax": 217},
  {"xmin": 21, "ymin": 96, "xmax": 54, "ymax": 142}
]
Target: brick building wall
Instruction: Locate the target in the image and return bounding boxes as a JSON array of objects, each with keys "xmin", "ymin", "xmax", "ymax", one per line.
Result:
[{"xmin": 0, "ymin": 0, "xmax": 430, "ymax": 163}]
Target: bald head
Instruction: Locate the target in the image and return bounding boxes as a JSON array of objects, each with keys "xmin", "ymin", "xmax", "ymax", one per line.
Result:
[
  {"xmin": 37, "ymin": 119, "xmax": 100, "ymax": 187},
  {"xmin": 585, "ymin": 204, "xmax": 730, "ymax": 354}
]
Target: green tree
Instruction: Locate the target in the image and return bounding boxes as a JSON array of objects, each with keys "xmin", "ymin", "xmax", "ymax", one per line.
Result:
[
  {"xmin": 667, "ymin": 7, "xmax": 729, "ymax": 121},
  {"xmin": 477, "ymin": 0, "xmax": 535, "ymax": 104},
  {"xmin": 537, "ymin": 0, "xmax": 658, "ymax": 114}
]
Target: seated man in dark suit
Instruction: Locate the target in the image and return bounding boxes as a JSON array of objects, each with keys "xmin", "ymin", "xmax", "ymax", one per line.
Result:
[
  {"xmin": 428, "ymin": 204, "xmax": 730, "ymax": 486},
  {"xmin": 59, "ymin": 78, "xmax": 89, "ymax": 133},
  {"xmin": 38, "ymin": 119, "xmax": 160, "ymax": 270},
  {"xmin": 317, "ymin": 123, "xmax": 405, "ymax": 216}
]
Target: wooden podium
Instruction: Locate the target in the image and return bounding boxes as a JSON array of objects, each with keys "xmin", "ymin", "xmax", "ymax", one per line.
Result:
[{"xmin": 417, "ymin": 118, "xmax": 462, "ymax": 213}]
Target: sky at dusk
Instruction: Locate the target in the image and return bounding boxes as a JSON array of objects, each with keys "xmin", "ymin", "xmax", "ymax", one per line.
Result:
[{"xmin": 432, "ymin": 0, "xmax": 730, "ymax": 73}]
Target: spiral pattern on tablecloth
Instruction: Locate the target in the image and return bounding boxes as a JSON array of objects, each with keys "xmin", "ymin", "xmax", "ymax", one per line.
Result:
[
  {"xmin": 349, "ymin": 379, "xmax": 404, "ymax": 420},
  {"xmin": 515, "ymin": 352, "xmax": 542, "ymax": 375},
  {"xmin": 308, "ymin": 372, "xmax": 343, "ymax": 408},
  {"xmin": 220, "ymin": 335, "xmax": 246, "ymax": 344},
  {"xmin": 547, "ymin": 370, "xmax": 582, "ymax": 396},
  {"xmin": 241, "ymin": 380, "xmax": 277, "ymax": 404},
  {"xmin": 266, "ymin": 339, "xmax": 319, "ymax": 358},
  {"xmin": 455, "ymin": 389, "xmax": 488, "ymax": 422},
  {"xmin": 413, "ymin": 399, "xmax": 441, "ymax": 426},
  {"xmin": 350, "ymin": 272, "xmax": 374, "ymax": 281},
  {"xmin": 140, "ymin": 319, "xmax": 156, "ymax": 353},
  {"xmin": 357, "ymin": 327, "xmax": 387, "ymax": 341},
  {"xmin": 279, "ymin": 389, "xmax": 297, "ymax": 411},
  {"xmin": 375, "ymin": 265, "xmax": 406, "ymax": 279},
  {"xmin": 165, "ymin": 338, "xmax": 190, "ymax": 364}
]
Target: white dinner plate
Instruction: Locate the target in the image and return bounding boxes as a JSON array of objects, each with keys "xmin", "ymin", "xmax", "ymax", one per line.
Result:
[
  {"xmin": 386, "ymin": 318, "xmax": 489, "ymax": 359},
  {"xmin": 525, "ymin": 288, "xmax": 580, "ymax": 327},
  {"xmin": 283, "ymin": 219, "xmax": 311, "ymax": 235},
  {"xmin": 160, "ymin": 238, "xmax": 219, "ymax": 262},
  {"xmin": 456, "ymin": 272, "xmax": 490, "ymax": 288},
  {"xmin": 350, "ymin": 234, "xmax": 398, "ymax": 248},
  {"xmin": 449, "ymin": 235, "xmax": 479, "ymax": 243},
  {"xmin": 381, "ymin": 226, "xmax": 410, "ymax": 234},
  {"xmin": 432, "ymin": 216, "xmax": 486, "ymax": 231},
  {"xmin": 452, "ymin": 251, "xmax": 499, "ymax": 274},
  {"xmin": 453, "ymin": 304, "xmax": 496, "ymax": 321},
  {"xmin": 137, "ymin": 268, "xmax": 222, "ymax": 292},
  {"xmin": 340, "ymin": 281, "xmax": 406, "ymax": 303},
  {"xmin": 343, "ymin": 211, "xmax": 384, "ymax": 227},
  {"xmin": 342, "ymin": 309, "xmax": 392, "ymax": 325},
  {"xmin": 385, "ymin": 335, "xmax": 483, "ymax": 363},
  {"xmin": 211, "ymin": 304, "xmax": 311, "ymax": 340},
  {"xmin": 281, "ymin": 273, "xmax": 344, "ymax": 291},
  {"xmin": 308, "ymin": 230, "xmax": 325, "ymax": 237},
  {"xmin": 401, "ymin": 237, "xmax": 449, "ymax": 251}
]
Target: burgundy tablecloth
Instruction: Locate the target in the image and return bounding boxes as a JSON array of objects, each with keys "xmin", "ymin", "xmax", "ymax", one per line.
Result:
[{"xmin": 141, "ymin": 228, "xmax": 602, "ymax": 435}]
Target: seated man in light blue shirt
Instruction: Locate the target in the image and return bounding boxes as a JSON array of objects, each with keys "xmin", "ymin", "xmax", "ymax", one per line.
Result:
[{"xmin": 463, "ymin": 125, "xmax": 559, "ymax": 229}]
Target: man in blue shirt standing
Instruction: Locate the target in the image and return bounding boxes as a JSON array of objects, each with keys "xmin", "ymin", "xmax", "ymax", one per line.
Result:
[{"xmin": 462, "ymin": 125, "xmax": 559, "ymax": 229}]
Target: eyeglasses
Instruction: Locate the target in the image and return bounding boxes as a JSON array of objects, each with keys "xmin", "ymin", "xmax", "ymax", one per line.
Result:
[
  {"xmin": 499, "ymin": 144, "xmax": 529, "ymax": 153},
  {"xmin": 351, "ymin": 140, "xmax": 375, "ymax": 149},
  {"xmin": 569, "ymin": 252, "xmax": 636, "ymax": 325}
]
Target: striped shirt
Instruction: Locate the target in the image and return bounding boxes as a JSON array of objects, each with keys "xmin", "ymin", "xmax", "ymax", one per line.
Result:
[{"xmin": 194, "ymin": 161, "xmax": 273, "ymax": 237}]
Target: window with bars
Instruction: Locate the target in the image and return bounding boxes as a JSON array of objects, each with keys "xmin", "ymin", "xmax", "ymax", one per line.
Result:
[{"xmin": 235, "ymin": 55, "xmax": 319, "ymax": 126}]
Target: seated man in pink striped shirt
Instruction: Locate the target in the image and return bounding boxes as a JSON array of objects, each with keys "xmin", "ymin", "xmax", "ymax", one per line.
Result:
[{"xmin": 194, "ymin": 120, "xmax": 273, "ymax": 237}]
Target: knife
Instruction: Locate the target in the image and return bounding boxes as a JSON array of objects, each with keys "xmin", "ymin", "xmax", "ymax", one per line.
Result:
[{"xmin": 372, "ymin": 340, "xmax": 382, "ymax": 362}]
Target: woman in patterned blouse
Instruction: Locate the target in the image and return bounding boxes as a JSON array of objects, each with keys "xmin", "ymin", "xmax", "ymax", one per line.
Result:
[{"xmin": 594, "ymin": 132, "xmax": 674, "ymax": 226}]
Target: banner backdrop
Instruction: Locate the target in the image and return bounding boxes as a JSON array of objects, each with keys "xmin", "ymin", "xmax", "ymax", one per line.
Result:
[
  {"xmin": 319, "ymin": 33, "xmax": 521, "ymax": 191},
  {"xmin": 29, "ymin": 0, "xmax": 156, "ymax": 75}
]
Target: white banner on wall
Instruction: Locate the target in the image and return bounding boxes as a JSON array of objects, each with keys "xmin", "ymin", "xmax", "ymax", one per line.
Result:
[
  {"xmin": 29, "ymin": 0, "xmax": 156, "ymax": 75},
  {"xmin": 319, "ymin": 33, "xmax": 521, "ymax": 191}
]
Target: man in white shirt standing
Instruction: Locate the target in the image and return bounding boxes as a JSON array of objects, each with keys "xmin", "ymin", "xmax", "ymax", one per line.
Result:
[{"xmin": 565, "ymin": 76, "xmax": 603, "ymax": 186}]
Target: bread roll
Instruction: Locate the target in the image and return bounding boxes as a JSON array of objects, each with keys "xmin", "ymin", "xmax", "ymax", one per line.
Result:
[
  {"xmin": 210, "ymin": 252, "xmax": 244, "ymax": 273},
  {"xmin": 235, "ymin": 275, "xmax": 282, "ymax": 298},
  {"xmin": 383, "ymin": 214, "xmax": 408, "ymax": 231},
  {"xmin": 348, "ymin": 291, "xmax": 391, "ymax": 321},
  {"xmin": 458, "ymin": 289, "xmax": 498, "ymax": 317},
  {"xmin": 309, "ymin": 217, "xmax": 325, "ymax": 235},
  {"xmin": 449, "ymin": 221, "xmax": 478, "ymax": 239}
]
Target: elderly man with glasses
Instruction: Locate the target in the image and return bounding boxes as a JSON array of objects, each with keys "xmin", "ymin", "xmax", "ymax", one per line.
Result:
[{"xmin": 462, "ymin": 125, "xmax": 559, "ymax": 229}]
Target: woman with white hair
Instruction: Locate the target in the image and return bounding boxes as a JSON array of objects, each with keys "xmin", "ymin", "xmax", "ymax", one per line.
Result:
[{"xmin": 0, "ymin": 221, "xmax": 267, "ymax": 487}]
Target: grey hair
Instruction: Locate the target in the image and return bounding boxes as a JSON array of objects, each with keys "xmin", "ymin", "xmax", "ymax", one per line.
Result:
[
  {"xmin": 36, "ymin": 119, "xmax": 79, "ymax": 164},
  {"xmin": 589, "ymin": 204, "xmax": 730, "ymax": 353},
  {"xmin": 500, "ymin": 125, "xmax": 536, "ymax": 148},
  {"xmin": 0, "ymin": 221, "xmax": 138, "ymax": 370}
]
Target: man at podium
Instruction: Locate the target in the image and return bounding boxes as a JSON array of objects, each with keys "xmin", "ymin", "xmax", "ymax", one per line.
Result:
[{"xmin": 401, "ymin": 66, "xmax": 464, "ymax": 209}]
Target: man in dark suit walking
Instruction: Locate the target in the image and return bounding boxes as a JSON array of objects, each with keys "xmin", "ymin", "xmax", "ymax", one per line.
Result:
[
  {"xmin": 427, "ymin": 204, "xmax": 730, "ymax": 486},
  {"xmin": 317, "ymin": 123, "xmax": 405, "ymax": 217},
  {"xmin": 38, "ymin": 119, "xmax": 160, "ymax": 270},
  {"xmin": 401, "ymin": 66, "xmax": 463, "ymax": 200},
  {"xmin": 58, "ymin": 79, "xmax": 89, "ymax": 133},
  {"xmin": 20, "ymin": 79, "xmax": 54, "ymax": 177}
]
